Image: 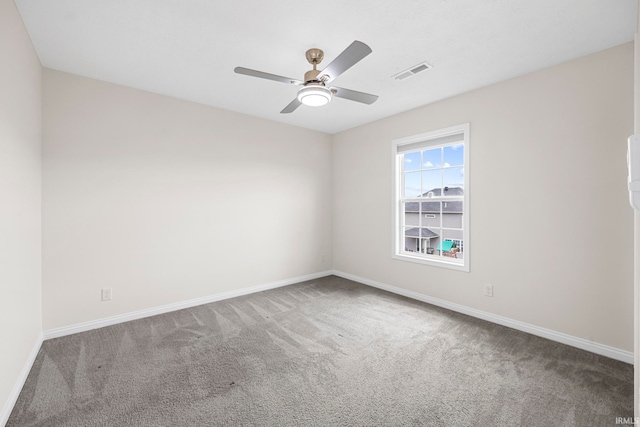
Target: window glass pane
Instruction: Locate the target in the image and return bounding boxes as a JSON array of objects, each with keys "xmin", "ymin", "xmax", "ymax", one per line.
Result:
[
  {"xmin": 403, "ymin": 227, "xmax": 420, "ymax": 252},
  {"xmin": 443, "ymin": 167, "xmax": 464, "ymax": 192},
  {"xmin": 443, "ymin": 144, "xmax": 464, "ymax": 167},
  {"xmin": 421, "ymin": 202, "xmax": 440, "ymax": 227},
  {"xmin": 403, "ymin": 151, "xmax": 420, "ymax": 172},
  {"xmin": 442, "ymin": 230, "xmax": 464, "ymax": 260},
  {"xmin": 419, "ymin": 227, "xmax": 433, "ymax": 254},
  {"xmin": 421, "ymin": 201, "xmax": 440, "ymax": 211},
  {"xmin": 422, "ymin": 232, "xmax": 437, "ymax": 255},
  {"xmin": 404, "ymin": 202, "xmax": 420, "ymax": 226},
  {"xmin": 422, "ymin": 148, "xmax": 441, "ymax": 169},
  {"xmin": 421, "ymin": 170, "xmax": 441, "ymax": 196},
  {"xmin": 442, "ymin": 200, "xmax": 463, "ymax": 229},
  {"xmin": 431, "ymin": 233, "xmax": 443, "ymax": 257},
  {"xmin": 404, "ymin": 172, "xmax": 421, "ymax": 198},
  {"xmin": 420, "ymin": 227, "xmax": 438, "ymax": 255}
]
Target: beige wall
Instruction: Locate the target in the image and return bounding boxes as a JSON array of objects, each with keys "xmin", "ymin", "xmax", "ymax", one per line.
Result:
[
  {"xmin": 333, "ymin": 43, "xmax": 634, "ymax": 351},
  {"xmin": 0, "ymin": 0, "xmax": 43, "ymax": 420},
  {"xmin": 42, "ymin": 70, "xmax": 333, "ymax": 330}
]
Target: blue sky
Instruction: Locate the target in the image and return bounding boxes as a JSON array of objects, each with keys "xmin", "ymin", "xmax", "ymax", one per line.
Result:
[{"xmin": 403, "ymin": 144, "xmax": 464, "ymax": 197}]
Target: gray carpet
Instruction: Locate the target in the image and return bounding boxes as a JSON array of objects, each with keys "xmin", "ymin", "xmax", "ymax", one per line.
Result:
[{"xmin": 8, "ymin": 276, "xmax": 633, "ymax": 426}]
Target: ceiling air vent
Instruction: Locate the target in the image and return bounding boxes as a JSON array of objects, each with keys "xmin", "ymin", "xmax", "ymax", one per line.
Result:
[{"xmin": 392, "ymin": 61, "xmax": 433, "ymax": 81}]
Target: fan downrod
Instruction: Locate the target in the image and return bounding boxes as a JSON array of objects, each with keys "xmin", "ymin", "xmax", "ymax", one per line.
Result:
[{"xmin": 304, "ymin": 48, "xmax": 324, "ymax": 82}]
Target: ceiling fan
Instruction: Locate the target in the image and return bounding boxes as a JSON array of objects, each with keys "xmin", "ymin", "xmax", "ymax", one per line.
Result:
[{"xmin": 234, "ymin": 40, "xmax": 378, "ymax": 114}]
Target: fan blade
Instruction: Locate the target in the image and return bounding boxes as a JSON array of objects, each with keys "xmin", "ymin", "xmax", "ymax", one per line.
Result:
[
  {"xmin": 330, "ymin": 86, "xmax": 378, "ymax": 105},
  {"xmin": 280, "ymin": 98, "xmax": 302, "ymax": 114},
  {"xmin": 234, "ymin": 67, "xmax": 303, "ymax": 85},
  {"xmin": 317, "ymin": 41, "xmax": 372, "ymax": 84}
]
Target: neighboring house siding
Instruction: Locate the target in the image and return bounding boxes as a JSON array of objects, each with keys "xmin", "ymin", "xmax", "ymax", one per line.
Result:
[{"xmin": 443, "ymin": 213, "xmax": 462, "ymax": 229}]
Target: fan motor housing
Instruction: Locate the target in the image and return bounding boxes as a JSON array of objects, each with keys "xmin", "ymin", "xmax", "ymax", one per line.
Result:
[{"xmin": 304, "ymin": 69, "xmax": 321, "ymax": 83}]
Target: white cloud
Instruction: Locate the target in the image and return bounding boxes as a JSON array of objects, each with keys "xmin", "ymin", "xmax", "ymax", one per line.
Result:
[
  {"xmin": 405, "ymin": 158, "xmax": 412, "ymax": 163},
  {"xmin": 444, "ymin": 162, "xmax": 451, "ymax": 167},
  {"xmin": 423, "ymin": 161, "xmax": 433, "ymax": 167}
]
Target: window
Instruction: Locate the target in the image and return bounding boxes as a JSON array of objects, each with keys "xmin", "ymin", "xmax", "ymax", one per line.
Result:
[{"xmin": 392, "ymin": 124, "xmax": 469, "ymax": 271}]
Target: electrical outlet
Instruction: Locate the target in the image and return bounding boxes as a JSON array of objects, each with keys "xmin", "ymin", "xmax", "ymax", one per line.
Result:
[
  {"xmin": 101, "ymin": 288, "xmax": 112, "ymax": 301},
  {"xmin": 484, "ymin": 284, "xmax": 494, "ymax": 297}
]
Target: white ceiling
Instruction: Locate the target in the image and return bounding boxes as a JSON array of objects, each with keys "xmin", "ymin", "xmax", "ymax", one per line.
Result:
[{"xmin": 15, "ymin": 0, "xmax": 638, "ymax": 134}]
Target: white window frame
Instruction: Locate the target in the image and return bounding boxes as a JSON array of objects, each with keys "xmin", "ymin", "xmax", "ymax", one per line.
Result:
[{"xmin": 392, "ymin": 123, "xmax": 470, "ymax": 272}]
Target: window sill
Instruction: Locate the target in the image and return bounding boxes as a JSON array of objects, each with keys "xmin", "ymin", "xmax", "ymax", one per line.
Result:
[{"xmin": 392, "ymin": 252, "xmax": 469, "ymax": 272}]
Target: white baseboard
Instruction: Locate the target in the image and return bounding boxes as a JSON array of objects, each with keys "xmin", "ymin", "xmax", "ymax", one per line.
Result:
[
  {"xmin": 39, "ymin": 268, "xmax": 634, "ymax": 362},
  {"xmin": 332, "ymin": 270, "xmax": 633, "ymax": 364},
  {"xmin": 44, "ymin": 270, "xmax": 333, "ymax": 340},
  {"xmin": 1, "ymin": 332, "xmax": 43, "ymax": 427}
]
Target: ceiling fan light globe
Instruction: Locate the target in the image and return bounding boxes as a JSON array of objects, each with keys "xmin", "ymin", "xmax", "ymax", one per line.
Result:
[{"xmin": 297, "ymin": 85, "xmax": 332, "ymax": 107}]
